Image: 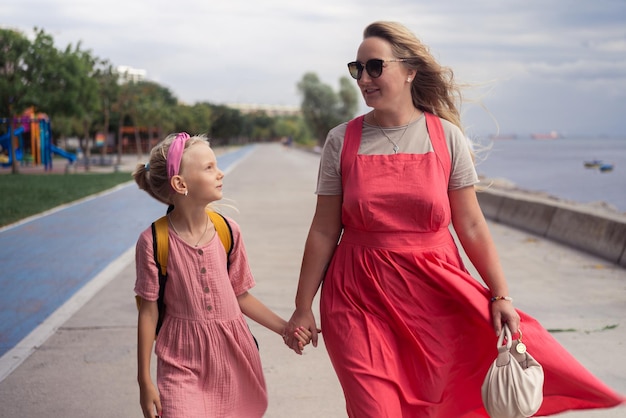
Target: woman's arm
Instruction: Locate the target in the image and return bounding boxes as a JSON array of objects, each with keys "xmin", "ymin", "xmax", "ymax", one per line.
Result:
[
  {"xmin": 137, "ymin": 298, "xmax": 162, "ymax": 418},
  {"xmin": 288, "ymin": 194, "xmax": 343, "ymax": 347},
  {"xmin": 449, "ymin": 186, "xmax": 520, "ymax": 335}
]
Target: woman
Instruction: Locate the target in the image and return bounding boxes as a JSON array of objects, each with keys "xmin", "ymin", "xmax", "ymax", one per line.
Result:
[{"xmin": 285, "ymin": 21, "xmax": 624, "ymax": 417}]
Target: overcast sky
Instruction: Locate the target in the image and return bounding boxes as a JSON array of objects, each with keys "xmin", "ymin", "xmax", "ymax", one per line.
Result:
[{"xmin": 3, "ymin": 0, "xmax": 625, "ymax": 136}]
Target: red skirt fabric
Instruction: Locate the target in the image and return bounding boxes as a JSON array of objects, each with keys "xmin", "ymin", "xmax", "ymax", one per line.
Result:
[{"xmin": 321, "ymin": 228, "xmax": 624, "ymax": 417}]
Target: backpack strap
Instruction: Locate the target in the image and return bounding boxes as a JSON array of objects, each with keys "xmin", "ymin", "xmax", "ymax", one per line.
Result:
[
  {"xmin": 152, "ymin": 215, "xmax": 169, "ymax": 276},
  {"xmin": 207, "ymin": 211, "xmax": 234, "ymax": 262},
  {"xmin": 151, "ymin": 215, "xmax": 169, "ymax": 335}
]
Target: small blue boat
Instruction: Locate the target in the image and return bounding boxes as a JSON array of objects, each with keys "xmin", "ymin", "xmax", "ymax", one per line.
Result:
[{"xmin": 599, "ymin": 163, "xmax": 614, "ymax": 172}]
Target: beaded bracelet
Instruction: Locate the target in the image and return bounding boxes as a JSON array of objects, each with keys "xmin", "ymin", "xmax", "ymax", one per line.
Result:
[{"xmin": 490, "ymin": 296, "xmax": 513, "ymax": 303}]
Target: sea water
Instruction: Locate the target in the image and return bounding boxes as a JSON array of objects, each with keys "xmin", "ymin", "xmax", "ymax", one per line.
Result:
[{"xmin": 472, "ymin": 136, "xmax": 626, "ymax": 213}]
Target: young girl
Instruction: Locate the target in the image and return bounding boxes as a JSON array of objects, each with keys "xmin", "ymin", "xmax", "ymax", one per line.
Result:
[{"xmin": 133, "ymin": 133, "xmax": 310, "ymax": 418}]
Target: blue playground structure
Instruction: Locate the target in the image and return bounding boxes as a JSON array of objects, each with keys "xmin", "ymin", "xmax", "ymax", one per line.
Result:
[{"xmin": 0, "ymin": 114, "xmax": 76, "ymax": 170}]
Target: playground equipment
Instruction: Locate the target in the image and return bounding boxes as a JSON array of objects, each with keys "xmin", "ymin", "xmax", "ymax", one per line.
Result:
[{"xmin": 0, "ymin": 109, "xmax": 76, "ymax": 170}]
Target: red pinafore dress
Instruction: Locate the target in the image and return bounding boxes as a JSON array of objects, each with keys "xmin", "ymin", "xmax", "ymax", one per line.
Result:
[{"xmin": 319, "ymin": 113, "xmax": 624, "ymax": 417}]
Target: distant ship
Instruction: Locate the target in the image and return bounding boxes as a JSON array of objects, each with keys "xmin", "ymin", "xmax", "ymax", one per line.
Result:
[{"xmin": 531, "ymin": 131, "xmax": 561, "ymax": 140}]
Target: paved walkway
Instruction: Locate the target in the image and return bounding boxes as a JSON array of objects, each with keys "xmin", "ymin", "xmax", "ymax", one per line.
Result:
[{"xmin": 0, "ymin": 143, "xmax": 624, "ymax": 417}]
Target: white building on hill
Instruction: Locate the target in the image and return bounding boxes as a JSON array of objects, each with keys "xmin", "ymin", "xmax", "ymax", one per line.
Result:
[{"xmin": 116, "ymin": 66, "xmax": 147, "ymax": 84}]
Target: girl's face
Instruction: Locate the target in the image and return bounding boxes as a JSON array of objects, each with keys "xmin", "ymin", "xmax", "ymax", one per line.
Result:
[
  {"xmin": 354, "ymin": 36, "xmax": 414, "ymax": 112},
  {"xmin": 179, "ymin": 142, "xmax": 224, "ymax": 204}
]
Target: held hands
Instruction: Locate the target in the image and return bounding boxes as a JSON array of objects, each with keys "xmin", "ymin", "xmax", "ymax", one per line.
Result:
[
  {"xmin": 283, "ymin": 308, "xmax": 321, "ymax": 355},
  {"xmin": 282, "ymin": 326, "xmax": 315, "ymax": 355}
]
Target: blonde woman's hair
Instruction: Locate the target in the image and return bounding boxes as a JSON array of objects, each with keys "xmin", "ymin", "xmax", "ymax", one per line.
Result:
[
  {"xmin": 132, "ymin": 134, "xmax": 210, "ymax": 205},
  {"xmin": 364, "ymin": 21, "xmax": 464, "ymax": 132}
]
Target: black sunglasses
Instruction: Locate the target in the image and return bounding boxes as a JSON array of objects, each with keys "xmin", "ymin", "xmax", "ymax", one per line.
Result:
[{"xmin": 347, "ymin": 59, "xmax": 409, "ymax": 80}]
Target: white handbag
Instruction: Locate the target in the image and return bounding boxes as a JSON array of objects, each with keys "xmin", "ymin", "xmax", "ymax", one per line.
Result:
[{"xmin": 481, "ymin": 324, "xmax": 544, "ymax": 417}]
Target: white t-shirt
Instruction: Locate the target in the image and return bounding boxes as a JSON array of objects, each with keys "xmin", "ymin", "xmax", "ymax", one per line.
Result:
[{"xmin": 316, "ymin": 114, "xmax": 479, "ymax": 195}]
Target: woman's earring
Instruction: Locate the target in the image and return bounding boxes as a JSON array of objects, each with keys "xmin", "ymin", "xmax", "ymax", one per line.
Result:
[
  {"xmin": 184, "ymin": 190, "xmax": 188, "ymax": 196},
  {"xmin": 407, "ymin": 78, "xmax": 412, "ymax": 82}
]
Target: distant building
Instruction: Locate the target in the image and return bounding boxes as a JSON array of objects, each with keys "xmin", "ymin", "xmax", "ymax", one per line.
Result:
[
  {"xmin": 227, "ymin": 103, "xmax": 300, "ymax": 117},
  {"xmin": 116, "ymin": 65, "xmax": 147, "ymax": 84}
]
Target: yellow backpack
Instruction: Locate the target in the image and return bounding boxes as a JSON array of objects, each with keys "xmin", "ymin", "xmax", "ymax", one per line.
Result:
[{"xmin": 136, "ymin": 210, "xmax": 233, "ymax": 334}]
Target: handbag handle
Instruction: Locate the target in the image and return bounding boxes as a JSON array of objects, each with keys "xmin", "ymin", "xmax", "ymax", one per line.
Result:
[
  {"xmin": 497, "ymin": 323, "xmax": 512, "ymax": 350},
  {"xmin": 498, "ymin": 324, "xmax": 527, "ymax": 359},
  {"xmin": 497, "ymin": 323, "xmax": 524, "ymax": 351}
]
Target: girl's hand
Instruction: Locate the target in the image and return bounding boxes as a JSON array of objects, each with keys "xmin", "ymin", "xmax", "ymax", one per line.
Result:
[
  {"xmin": 139, "ymin": 381, "xmax": 162, "ymax": 418},
  {"xmin": 294, "ymin": 325, "xmax": 314, "ymax": 349},
  {"xmin": 287, "ymin": 308, "xmax": 320, "ymax": 348},
  {"xmin": 283, "ymin": 325, "xmax": 320, "ymax": 354}
]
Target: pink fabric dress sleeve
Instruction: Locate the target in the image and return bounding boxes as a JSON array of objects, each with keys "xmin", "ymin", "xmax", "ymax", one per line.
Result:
[
  {"xmin": 134, "ymin": 227, "xmax": 160, "ymax": 302},
  {"xmin": 223, "ymin": 217, "xmax": 255, "ymax": 296}
]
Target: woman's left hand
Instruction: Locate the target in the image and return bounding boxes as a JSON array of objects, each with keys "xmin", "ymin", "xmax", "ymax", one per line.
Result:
[{"xmin": 491, "ymin": 299, "xmax": 521, "ymax": 336}]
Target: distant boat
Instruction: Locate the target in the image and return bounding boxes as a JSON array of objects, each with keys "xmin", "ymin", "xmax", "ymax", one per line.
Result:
[
  {"xmin": 583, "ymin": 160, "xmax": 614, "ymax": 172},
  {"xmin": 531, "ymin": 131, "xmax": 561, "ymax": 140},
  {"xmin": 584, "ymin": 160, "xmax": 603, "ymax": 168},
  {"xmin": 599, "ymin": 163, "xmax": 614, "ymax": 172}
]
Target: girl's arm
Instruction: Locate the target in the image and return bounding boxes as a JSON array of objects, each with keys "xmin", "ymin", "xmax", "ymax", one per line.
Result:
[
  {"xmin": 237, "ymin": 291, "xmax": 286, "ymax": 335},
  {"xmin": 137, "ymin": 298, "xmax": 162, "ymax": 418},
  {"xmin": 237, "ymin": 292, "xmax": 310, "ymax": 355},
  {"xmin": 449, "ymin": 186, "xmax": 520, "ymax": 336}
]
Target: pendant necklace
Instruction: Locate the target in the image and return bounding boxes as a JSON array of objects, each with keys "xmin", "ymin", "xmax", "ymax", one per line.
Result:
[
  {"xmin": 168, "ymin": 213, "xmax": 209, "ymax": 247},
  {"xmin": 373, "ymin": 108, "xmax": 416, "ymax": 154}
]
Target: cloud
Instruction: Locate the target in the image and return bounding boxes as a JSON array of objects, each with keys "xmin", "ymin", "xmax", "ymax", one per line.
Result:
[{"xmin": 2, "ymin": 0, "xmax": 625, "ymax": 135}]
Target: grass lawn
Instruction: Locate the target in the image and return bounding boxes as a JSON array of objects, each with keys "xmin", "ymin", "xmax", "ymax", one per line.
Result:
[{"xmin": 0, "ymin": 172, "xmax": 133, "ymax": 227}]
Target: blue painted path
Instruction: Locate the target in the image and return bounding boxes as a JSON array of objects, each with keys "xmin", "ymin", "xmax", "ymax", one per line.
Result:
[{"xmin": 0, "ymin": 145, "xmax": 255, "ymax": 356}]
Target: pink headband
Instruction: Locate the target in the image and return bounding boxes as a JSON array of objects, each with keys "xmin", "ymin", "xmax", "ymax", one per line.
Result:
[{"xmin": 167, "ymin": 132, "xmax": 190, "ymax": 182}]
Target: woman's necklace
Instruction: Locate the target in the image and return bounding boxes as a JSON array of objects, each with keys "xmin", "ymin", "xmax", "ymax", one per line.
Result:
[
  {"xmin": 372, "ymin": 108, "xmax": 416, "ymax": 154},
  {"xmin": 168, "ymin": 213, "xmax": 209, "ymax": 247}
]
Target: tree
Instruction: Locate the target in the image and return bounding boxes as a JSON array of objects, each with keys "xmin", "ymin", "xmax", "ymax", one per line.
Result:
[
  {"xmin": 112, "ymin": 80, "xmax": 178, "ymax": 162},
  {"xmin": 297, "ymin": 73, "xmax": 359, "ymax": 146},
  {"xmin": 113, "ymin": 79, "xmax": 139, "ymax": 165},
  {"xmin": 243, "ymin": 112, "xmax": 274, "ymax": 142},
  {"xmin": 209, "ymin": 105, "xmax": 243, "ymax": 146},
  {"xmin": 0, "ymin": 28, "xmax": 31, "ymax": 173},
  {"xmin": 337, "ymin": 76, "xmax": 359, "ymax": 123},
  {"xmin": 93, "ymin": 60, "xmax": 120, "ymax": 162},
  {"xmin": 56, "ymin": 42, "xmax": 101, "ymax": 170},
  {"xmin": 174, "ymin": 103, "xmax": 213, "ymax": 137},
  {"xmin": 22, "ymin": 28, "xmax": 71, "ymax": 120},
  {"xmin": 0, "ymin": 29, "xmax": 30, "ymax": 118},
  {"xmin": 273, "ymin": 115, "xmax": 311, "ymax": 144},
  {"xmin": 133, "ymin": 81, "xmax": 178, "ymax": 159}
]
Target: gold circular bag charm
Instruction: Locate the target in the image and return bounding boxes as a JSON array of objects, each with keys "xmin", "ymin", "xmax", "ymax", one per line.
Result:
[{"xmin": 515, "ymin": 327, "xmax": 526, "ymax": 353}]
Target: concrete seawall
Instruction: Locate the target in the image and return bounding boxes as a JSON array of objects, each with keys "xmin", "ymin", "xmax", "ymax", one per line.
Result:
[{"xmin": 477, "ymin": 185, "xmax": 626, "ymax": 268}]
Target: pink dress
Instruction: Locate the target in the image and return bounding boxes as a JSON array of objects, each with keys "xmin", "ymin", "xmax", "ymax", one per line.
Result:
[
  {"xmin": 135, "ymin": 217, "xmax": 267, "ymax": 418},
  {"xmin": 319, "ymin": 114, "xmax": 624, "ymax": 417}
]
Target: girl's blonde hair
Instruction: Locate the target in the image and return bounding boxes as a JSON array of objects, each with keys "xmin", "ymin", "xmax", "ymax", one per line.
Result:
[
  {"xmin": 363, "ymin": 21, "xmax": 464, "ymax": 132},
  {"xmin": 133, "ymin": 134, "xmax": 210, "ymax": 205}
]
